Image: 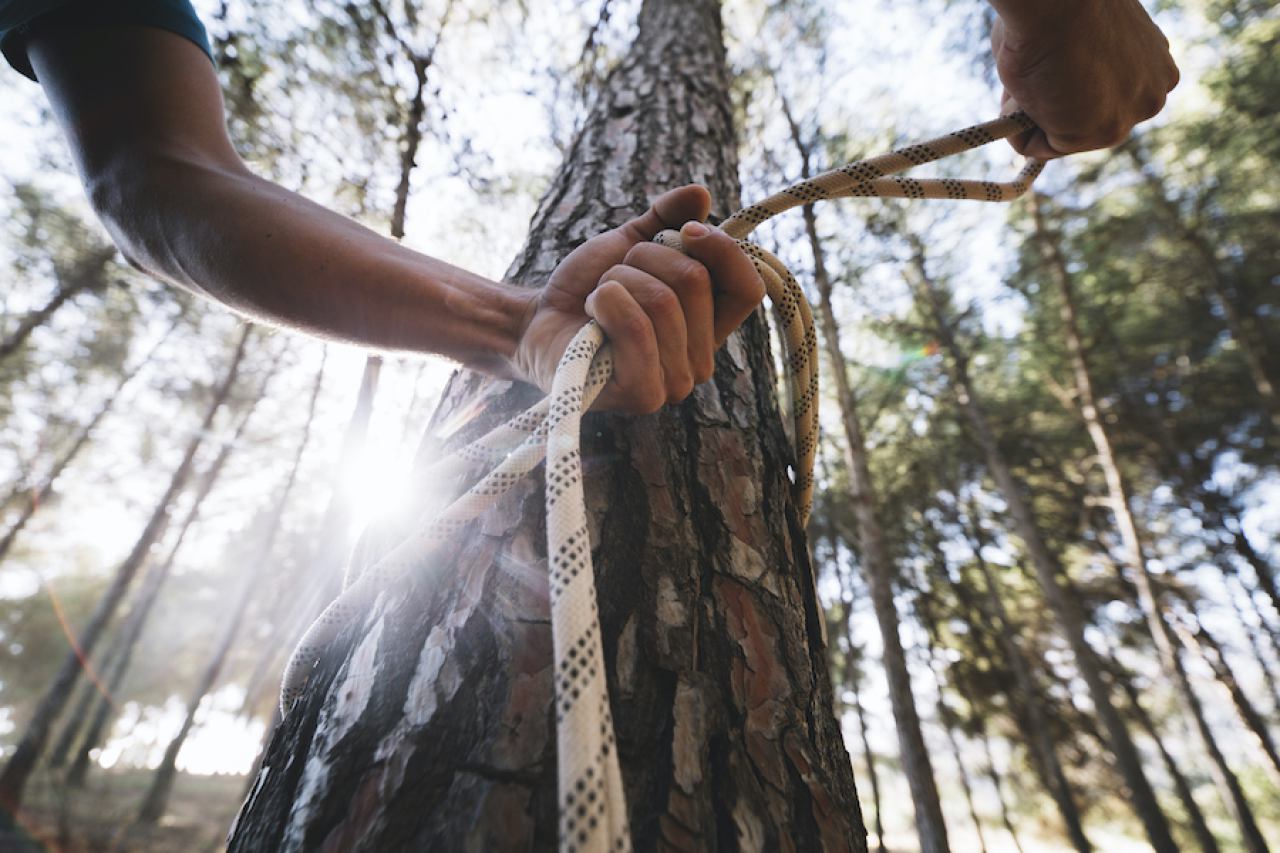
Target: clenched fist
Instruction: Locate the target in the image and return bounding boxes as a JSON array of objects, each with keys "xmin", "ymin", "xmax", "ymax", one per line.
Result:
[
  {"xmin": 510, "ymin": 185, "xmax": 766, "ymax": 414},
  {"xmin": 989, "ymin": 0, "xmax": 1180, "ymax": 158}
]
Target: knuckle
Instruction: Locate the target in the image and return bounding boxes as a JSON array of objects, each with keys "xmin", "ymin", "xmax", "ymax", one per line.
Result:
[
  {"xmin": 637, "ymin": 381, "xmax": 665, "ymax": 414},
  {"xmin": 668, "ymin": 372, "xmax": 695, "ymax": 404},
  {"xmin": 620, "ymin": 312, "xmax": 652, "ymax": 342},
  {"xmin": 679, "ymin": 258, "xmax": 712, "ymax": 291},
  {"xmin": 694, "ymin": 353, "xmax": 715, "ymax": 384},
  {"xmin": 623, "ymin": 242, "xmax": 657, "ymax": 266},
  {"xmin": 649, "ymin": 287, "xmax": 682, "ymax": 321}
]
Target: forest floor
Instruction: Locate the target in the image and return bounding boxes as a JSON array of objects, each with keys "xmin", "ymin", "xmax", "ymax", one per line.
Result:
[{"xmin": 10, "ymin": 768, "xmax": 244, "ymax": 852}]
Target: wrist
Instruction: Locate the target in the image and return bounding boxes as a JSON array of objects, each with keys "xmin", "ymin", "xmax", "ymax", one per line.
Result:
[
  {"xmin": 991, "ymin": 0, "xmax": 1096, "ymax": 37},
  {"xmin": 491, "ymin": 283, "xmax": 539, "ymax": 382}
]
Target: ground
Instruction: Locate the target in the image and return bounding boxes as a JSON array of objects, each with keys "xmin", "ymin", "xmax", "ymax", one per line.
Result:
[{"xmin": 12, "ymin": 769, "xmax": 245, "ymax": 852}]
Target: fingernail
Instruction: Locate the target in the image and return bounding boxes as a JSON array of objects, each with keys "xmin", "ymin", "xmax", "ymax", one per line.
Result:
[
  {"xmin": 682, "ymin": 221, "xmax": 709, "ymax": 238},
  {"xmin": 584, "ymin": 291, "xmax": 598, "ymax": 317}
]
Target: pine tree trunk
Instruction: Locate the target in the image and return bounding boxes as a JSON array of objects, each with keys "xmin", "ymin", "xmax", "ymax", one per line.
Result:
[
  {"xmin": 846, "ymin": 646, "xmax": 888, "ymax": 853},
  {"xmin": 789, "ymin": 105, "xmax": 947, "ymax": 852},
  {"xmin": 0, "ymin": 325, "xmax": 252, "ymax": 818},
  {"xmin": 229, "ymin": 2, "xmax": 864, "ymax": 850},
  {"xmin": 976, "ymin": 726, "xmax": 1025, "ymax": 853},
  {"xmin": 1111, "ymin": 658, "xmax": 1222, "ymax": 853},
  {"xmin": 60, "ymin": 356, "xmax": 277, "ymax": 786},
  {"xmin": 1170, "ymin": 608, "xmax": 1280, "ymax": 778},
  {"xmin": 137, "ymin": 349, "xmax": 310, "ymax": 823},
  {"xmin": 1030, "ymin": 196, "xmax": 1270, "ymax": 853},
  {"xmin": 136, "ymin": 569, "xmax": 256, "ymax": 824},
  {"xmin": 916, "ymin": 600, "xmax": 987, "ymax": 853},
  {"xmin": 1221, "ymin": 574, "xmax": 1280, "ymax": 714},
  {"xmin": 961, "ymin": 503, "xmax": 1092, "ymax": 853},
  {"xmin": 905, "ymin": 247, "xmax": 1177, "ymax": 852}
]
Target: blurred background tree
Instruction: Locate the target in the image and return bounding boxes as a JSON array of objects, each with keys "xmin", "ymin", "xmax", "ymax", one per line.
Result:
[{"xmin": 0, "ymin": 0, "xmax": 1275, "ymax": 849}]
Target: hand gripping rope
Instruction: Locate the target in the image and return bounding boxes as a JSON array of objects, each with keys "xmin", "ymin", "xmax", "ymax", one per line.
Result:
[{"xmin": 281, "ymin": 112, "xmax": 1044, "ymax": 853}]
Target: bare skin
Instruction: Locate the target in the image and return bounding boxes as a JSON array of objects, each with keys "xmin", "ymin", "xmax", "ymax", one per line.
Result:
[
  {"xmin": 23, "ymin": 1, "xmax": 1178, "ymax": 411},
  {"xmin": 990, "ymin": 0, "xmax": 1180, "ymax": 158},
  {"xmin": 27, "ymin": 27, "xmax": 761, "ymax": 415}
]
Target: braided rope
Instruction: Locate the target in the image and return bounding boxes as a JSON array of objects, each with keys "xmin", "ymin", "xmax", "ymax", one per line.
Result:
[{"xmin": 281, "ymin": 112, "xmax": 1043, "ymax": 852}]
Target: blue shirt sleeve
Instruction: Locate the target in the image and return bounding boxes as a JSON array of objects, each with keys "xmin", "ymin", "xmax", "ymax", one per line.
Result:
[{"xmin": 0, "ymin": 0, "xmax": 214, "ymax": 81}]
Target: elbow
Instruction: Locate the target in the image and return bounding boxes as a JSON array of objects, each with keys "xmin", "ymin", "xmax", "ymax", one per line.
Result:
[{"xmin": 84, "ymin": 156, "xmax": 164, "ymax": 275}]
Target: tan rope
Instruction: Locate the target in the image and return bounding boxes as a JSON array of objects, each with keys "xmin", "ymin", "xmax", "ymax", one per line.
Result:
[{"xmin": 281, "ymin": 111, "xmax": 1043, "ymax": 853}]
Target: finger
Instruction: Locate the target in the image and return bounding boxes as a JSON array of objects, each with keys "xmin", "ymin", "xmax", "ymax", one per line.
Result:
[
  {"xmin": 676, "ymin": 221, "xmax": 766, "ymax": 345},
  {"xmin": 584, "ymin": 281, "xmax": 665, "ymax": 414},
  {"xmin": 622, "ymin": 241, "xmax": 715, "ymax": 383},
  {"xmin": 603, "ymin": 265, "xmax": 693, "ymax": 402},
  {"xmin": 617, "ymin": 184, "xmax": 713, "ymax": 245}
]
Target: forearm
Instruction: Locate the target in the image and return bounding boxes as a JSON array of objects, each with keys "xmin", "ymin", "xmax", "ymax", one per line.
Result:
[{"xmin": 97, "ymin": 155, "xmax": 533, "ymax": 374}]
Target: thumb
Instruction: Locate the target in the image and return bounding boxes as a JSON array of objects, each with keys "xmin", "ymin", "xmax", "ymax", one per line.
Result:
[{"xmin": 617, "ymin": 184, "xmax": 712, "ymax": 245}]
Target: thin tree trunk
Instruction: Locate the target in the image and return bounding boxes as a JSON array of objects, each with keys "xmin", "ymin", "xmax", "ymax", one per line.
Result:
[
  {"xmin": 137, "ymin": 347, "xmax": 314, "ymax": 823},
  {"xmin": 820, "ymin": 462, "xmax": 888, "ymax": 853},
  {"xmin": 0, "ymin": 325, "xmax": 252, "ymax": 815},
  {"xmin": 1110, "ymin": 658, "xmax": 1222, "ymax": 853},
  {"xmin": 136, "ymin": 565, "xmax": 257, "ymax": 824},
  {"xmin": 918, "ymin": 606, "xmax": 989, "ymax": 853},
  {"xmin": 905, "ymin": 245, "xmax": 1177, "ymax": 852},
  {"xmin": 977, "ymin": 725, "xmax": 1026, "ymax": 853},
  {"xmin": 847, "ymin": 644, "xmax": 889, "ymax": 853},
  {"xmin": 0, "ymin": 246, "xmax": 115, "ymax": 362},
  {"xmin": 1030, "ymin": 195, "xmax": 1269, "ymax": 853},
  {"xmin": 962, "ymin": 503, "xmax": 1093, "ymax": 853},
  {"xmin": 230, "ymin": 2, "xmax": 865, "ymax": 849},
  {"xmin": 1222, "ymin": 574, "xmax": 1280, "ymax": 715},
  {"xmin": 60, "ymin": 352, "xmax": 282, "ymax": 786},
  {"xmin": 0, "ymin": 320, "xmax": 176, "ymax": 563},
  {"xmin": 785, "ymin": 97, "xmax": 948, "ymax": 853},
  {"xmin": 1170, "ymin": 607, "xmax": 1280, "ymax": 778}
]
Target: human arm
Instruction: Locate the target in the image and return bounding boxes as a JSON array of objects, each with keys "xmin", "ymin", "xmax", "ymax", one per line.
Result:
[
  {"xmin": 26, "ymin": 25, "xmax": 763, "ymax": 413},
  {"xmin": 987, "ymin": 0, "xmax": 1180, "ymax": 158}
]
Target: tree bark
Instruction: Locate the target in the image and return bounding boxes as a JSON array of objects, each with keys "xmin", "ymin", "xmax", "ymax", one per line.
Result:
[
  {"xmin": 229, "ymin": 2, "xmax": 864, "ymax": 851},
  {"xmin": 905, "ymin": 246, "xmax": 1177, "ymax": 852},
  {"xmin": 0, "ymin": 325, "xmax": 252, "ymax": 816},
  {"xmin": 785, "ymin": 99, "xmax": 948, "ymax": 853},
  {"xmin": 1029, "ymin": 195, "xmax": 1269, "ymax": 853}
]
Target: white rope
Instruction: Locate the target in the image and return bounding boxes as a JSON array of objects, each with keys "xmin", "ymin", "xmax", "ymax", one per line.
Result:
[{"xmin": 280, "ymin": 112, "xmax": 1044, "ymax": 853}]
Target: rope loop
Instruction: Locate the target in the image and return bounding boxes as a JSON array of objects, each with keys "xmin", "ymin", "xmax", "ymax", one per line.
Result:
[{"xmin": 282, "ymin": 112, "xmax": 1043, "ymax": 853}]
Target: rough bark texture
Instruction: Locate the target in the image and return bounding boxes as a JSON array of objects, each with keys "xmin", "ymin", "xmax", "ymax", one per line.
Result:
[
  {"xmin": 0, "ymin": 325, "xmax": 252, "ymax": 816},
  {"xmin": 229, "ymin": 2, "xmax": 864, "ymax": 850},
  {"xmin": 905, "ymin": 248, "xmax": 1177, "ymax": 852}
]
